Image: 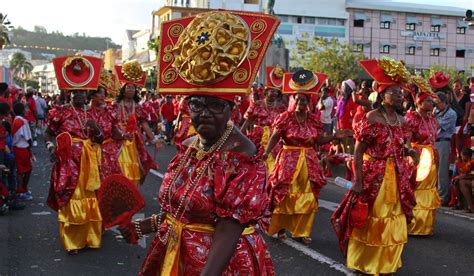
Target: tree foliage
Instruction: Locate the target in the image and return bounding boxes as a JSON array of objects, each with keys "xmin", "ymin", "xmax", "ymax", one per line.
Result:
[
  {"xmin": 0, "ymin": 13, "xmax": 13, "ymax": 48},
  {"xmin": 10, "ymin": 52, "xmax": 33, "ymax": 80},
  {"xmin": 290, "ymin": 35, "xmax": 364, "ymax": 84}
]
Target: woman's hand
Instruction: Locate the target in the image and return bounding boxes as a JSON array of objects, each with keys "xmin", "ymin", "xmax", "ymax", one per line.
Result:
[
  {"xmin": 118, "ymin": 220, "xmax": 138, "ymax": 245},
  {"xmin": 262, "ymin": 152, "xmax": 269, "ymax": 161},
  {"xmin": 351, "ymin": 178, "xmax": 363, "ymax": 194},
  {"xmin": 408, "ymin": 149, "xmax": 420, "ymax": 166}
]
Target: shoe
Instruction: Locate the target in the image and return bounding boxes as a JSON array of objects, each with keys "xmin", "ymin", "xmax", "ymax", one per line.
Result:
[
  {"xmin": 300, "ymin": 237, "xmax": 312, "ymax": 245},
  {"xmin": 17, "ymin": 192, "xmax": 33, "ymax": 201},
  {"xmin": 33, "ymin": 140, "xmax": 38, "ymax": 147},
  {"xmin": 67, "ymin": 249, "xmax": 79, "ymax": 255},
  {"xmin": 0, "ymin": 204, "xmax": 8, "ymax": 215},
  {"xmin": 8, "ymin": 200, "xmax": 26, "ymax": 210},
  {"xmin": 277, "ymin": 229, "xmax": 287, "ymax": 240}
]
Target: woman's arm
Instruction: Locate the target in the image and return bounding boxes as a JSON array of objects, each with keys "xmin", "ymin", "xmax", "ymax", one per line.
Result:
[
  {"xmin": 263, "ymin": 130, "xmax": 281, "ymax": 160},
  {"xmin": 352, "ymin": 140, "xmax": 368, "ymax": 193},
  {"xmin": 463, "ymin": 102, "xmax": 471, "ymax": 124},
  {"xmin": 201, "ymin": 218, "xmax": 245, "ymax": 276},
  {"xmin": 240, "ymin": 117, "xmax": 253, "ymax": 132},
  {"xmin": 142, "ymin": 121, "xmax": 162, "ymax": 149}
]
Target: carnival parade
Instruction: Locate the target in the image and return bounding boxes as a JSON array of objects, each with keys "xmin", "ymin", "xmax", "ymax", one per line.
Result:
[{"xmin": 1, "ymin": 0, "xmax": 474, "ymax": 275}]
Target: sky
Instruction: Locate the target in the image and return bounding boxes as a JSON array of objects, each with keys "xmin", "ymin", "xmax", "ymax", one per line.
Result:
[{"xmin": 3, "ymin": 0, "xmax": 473, "ymax": 45}]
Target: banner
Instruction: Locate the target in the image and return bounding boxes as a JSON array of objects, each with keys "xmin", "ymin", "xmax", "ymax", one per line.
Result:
[{"xmin": 0, "ymin": 66, "xmax": 13, "ymax": 84}]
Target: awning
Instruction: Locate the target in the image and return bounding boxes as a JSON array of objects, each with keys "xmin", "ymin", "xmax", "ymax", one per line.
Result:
[
  {"xmin": 456, "ymin": 46, "xmax": 466, "ymax": 51},
  {"xmin": 380, "ymin": 14, "xmax": 393, "ymax": 23},
  {"xmin": 406, "ymin": 43, "xmax": 416, "ymax": 48},
  {"xmin": 352, "ymin": 39, "xmax": 370, "ymax": 45},
  {"xmin": 430, "ymin": 44, "xmax": 441, "ymax": 49},
  {"xmin": 354, "ymin": 12, "xmax": 367, "ymax": 20},
  {"xmin": 431, "ymin": 18, "xmax": 443, "ymax": 26},
  {"xmin": 457, "ymin": 20, "xmax": 468, "ymax": 28},
  {"xmin": 406, "ymin": 16, "xmax": 418, "ymax": 24}
]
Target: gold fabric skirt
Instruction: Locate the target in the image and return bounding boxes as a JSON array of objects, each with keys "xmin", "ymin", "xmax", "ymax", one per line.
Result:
[
  {"xmin": 269, "ymin": 148, "xmax": 318, "ymax": 238},
  {"xmin": 346, "ymin": 159, "xmax": 407, "ymax": 274},
  {"xmin": 118, "ymin": 138, "xmax": 142, "ymax": 186},
  {"xmin": 408, "ymin": 146, "xmax": 440, "ymax": 235}
]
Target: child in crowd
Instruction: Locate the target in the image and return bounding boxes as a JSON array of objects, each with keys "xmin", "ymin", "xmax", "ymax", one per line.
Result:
[
  {"xmin": 452, "ymin": 148, "xmax": 474, "ymax": 213},
  {"xmin": 12, "ymin": 102, "xmax": 34, "ymax": 201}
]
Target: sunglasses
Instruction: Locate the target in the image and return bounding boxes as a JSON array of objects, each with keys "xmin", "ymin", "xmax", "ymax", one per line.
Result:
[{"xmin": 188, "ymin": 99, "xmax": 229, "ymax": 114}]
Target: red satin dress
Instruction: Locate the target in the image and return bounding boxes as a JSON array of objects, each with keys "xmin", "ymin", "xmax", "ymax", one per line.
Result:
[
  {"xmin": 405, "ymin": 111, "xmax": 440, "ymax": 235},
  {"xmin": 244, "ymin": 100, "xmax": 286, "ymax": 172},
  {"xmin": 343, "ymin": 118, "xmax": 416, "ymax": 274},
  {"xmin": 47, "ymin": 105, "xmax": 102, "ymax": 251},
  {"xmin": 140, "ymin": 143, "xmax": 274, "ymax": 275},
  {"xmin": 109, "ymin": 102, "xmax": 157, "ymax": 185},
  {"xmin": 174, "ymin": 98, "xmax": 196, "ymax": 145},
  {"xmin": 268, "ymin": 111, "xmax": 326, "ymax": 238}
]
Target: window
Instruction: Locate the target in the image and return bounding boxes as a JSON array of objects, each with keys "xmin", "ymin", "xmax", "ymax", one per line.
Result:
[
  {"xmin": 279, "ymin": 15, "xmax": 288, "ymax": 22},
  {"xmin": 380, "ymin": 45, "xmax": 390, "ymax": 54},
  {"xmin": 457, "ymin": 27, "xmax": 466, "ymax": 34},
  {"xmin": 353, "ymin": 44, "xmax": 364, "ymax": 52},
  {"xmin": 304, "ymin": 17, "xmax": 315, "ymax": 24},
  {"xmin": 430, "ymin": 48, "xmax": 440, "ymax": 56},
  {"xmin": 456, "ymin": 50, "xmax": 466, "ymax": 58},
  {"xmin": 380, "ymin": 21, "xmax": 390, "ymax": 29},
  {"xmin": 354, "ymin": 19, "xmax": 364, "ymax": 27},
  {"xmin": 406, "ymin": 23, "xmax": 416, "ymax": 31},
  {"xmin": 406, "ymin": 46, "xmax": 416, "ymax": 55},
  {"xmin": 430, "ymin": 25, "xmax": 440, "ymax": 32},
  {"xmin": 297, "ymin": 16, "xmax": 302, "ymax": 24}
]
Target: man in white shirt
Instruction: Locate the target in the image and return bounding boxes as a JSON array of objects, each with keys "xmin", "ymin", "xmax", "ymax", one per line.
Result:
[{"xmin": 317, "ymin": 87, "xmax": 334, "ymax": 134}]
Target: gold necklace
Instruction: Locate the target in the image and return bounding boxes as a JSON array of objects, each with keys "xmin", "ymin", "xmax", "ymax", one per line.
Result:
[
  {"xmin": 71, "ymin": 104, "xmax": 87, "ymax": 136},
  {"xmin": 382, "ymin": 111, "xmax": 399, "ymax": 126},
  {"xmin": 120, "ymin": 101, "xmax": 135, "ymax": 122},
  {"xmin": 195, "ymin": 122, "xmax": 234, "ymax": 160}
]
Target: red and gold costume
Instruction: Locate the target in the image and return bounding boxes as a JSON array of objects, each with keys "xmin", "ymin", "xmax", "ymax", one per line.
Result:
[
  {"xmin": 405, "ymin": 77, "xmax": 440, "ymax": 235},
  {"xmin": 244, "ymin": 100, "xmax": 286, "ymax": 171},
  {"xmin": 332, "ymin": 57, "xmax": 416, "ymax": 275},
  {"xmin": 145, "ymin": 10, "xmax": 280, "ymax": 275},
  {"xmin": 109, "ymin": 101, "xmax": 157, "ymax": 185},
  {"xmin": 141, "ymin": 148, "xmax": 273, "ymax": 275},
  {"xmin": 268, "ymin": 70, "xmax": 328, "ymax": 238},
  {"xmin": 173, "ymin": 97, "xmax": 196, "ymax": 145},
  {"xmin": 114, "ymin": 61, "xmax": 157, "ymax": 185},
  {"xmin": 47, "ymin": 54, "xmax": 104, "ymax": 251}
]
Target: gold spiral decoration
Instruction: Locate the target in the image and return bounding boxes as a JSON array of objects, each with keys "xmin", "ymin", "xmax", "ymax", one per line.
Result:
[
  {"xmin": 233, "ymin": 68, "xmax": 248, "ymax": 84},
  {"xmin": 250, "ymin": 20, "xmax": 266, "ymax": 33},
  {"xmin": 164, "ymin": 45, "xmax": 173, "ymax": 53},
  {"xmin": 248, "ymin": 50, "xmax": 258, "ymax": 60},
  {"xmin": 162, "ymin": 68, "xmax": 178, "ymax": 84},
  {"xmin": 251, "ymin": 40, "xmax": 262, "ymax": 50},
  {"xmin": 163, "ymin": 53, "xmax": 174, "ymax": 63},
  {"xmin": 169, "ymin": 24, "xmax": 184, "ymax": 38}
]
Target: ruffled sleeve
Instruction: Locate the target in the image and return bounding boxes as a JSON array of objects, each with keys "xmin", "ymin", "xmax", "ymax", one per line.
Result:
[
  {"xmin": 353, "ymin": 118, "xmax": 377, "ymax": 146},
  {"xmin": 135, "ymin": 104, "xmax": 147, "ymax": 124},
  {"xmin": 47, "ymin": 105, "xmax": 64, "ymax": 136},
  {"xmin": 272, "ymin": 111, "xmax": 290, "ymax": 135},
  {"xmin": 403, "ymin": 111, "xmax": 418, "ymax": 135},
  {"xmin": 212, "ymin": 149, "xmax": 270, "ymax": 226}
]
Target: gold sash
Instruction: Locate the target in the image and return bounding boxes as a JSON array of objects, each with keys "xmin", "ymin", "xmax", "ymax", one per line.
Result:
[
  {"xmin": 72, "ymin": 138, "xmax": 102, "ymax": 192},
  {"xmin": 161, "ymin": 214, "xmax": 255, "ymax": 275},
  {"xmin": 363, "ymin": 154, "xmax": 397, "ymax": 204}
]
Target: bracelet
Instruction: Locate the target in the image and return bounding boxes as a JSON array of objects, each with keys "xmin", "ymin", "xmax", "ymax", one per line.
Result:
[
  {"xmin": 151, "ymin": 214, "xmax": 158, "ymax": 232},
  {"xmin": 133, "ymin": 219, "xmax": 144, "ymax": 239}
]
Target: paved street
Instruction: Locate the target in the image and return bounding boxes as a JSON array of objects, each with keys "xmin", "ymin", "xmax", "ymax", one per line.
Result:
[{"xmin": 1, "ymin": 142, "xmax": 473, "ymax": 275}]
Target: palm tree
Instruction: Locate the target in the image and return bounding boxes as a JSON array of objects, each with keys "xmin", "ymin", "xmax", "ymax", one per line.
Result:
[
  {"xmin": 0, "ymin": 13, "xmax": 13, "ymax": 49},
  {"xmin": 10, "ymin": 52, "xmax": 33, "ymax": 80}
]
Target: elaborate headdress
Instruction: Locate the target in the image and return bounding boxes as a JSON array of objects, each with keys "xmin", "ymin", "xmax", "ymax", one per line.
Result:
[
  {"xmin": 358, "ymin": 57, "xmax": 411, "ymax": 93},
  {"xmin": 52, "ymin": 55, "xmax": 103, "ymax": 90},
  {"xmin": 99, "ymin": 69, "xmax": 120, "ymax": 99},
  {"xmin": 282, "ymin": 69, "xmax": 328, "ymax": 95},
  {"xmin": 115, "ymin": 60, "xmax": 147, "ymax": 87},
  {"xmin": 428, "ymin": 71, "xmax": 450, "ymax": 90},
  {"xmin": 266, "ymin": 65, "xmax": 285, "ymax": 90},
  {"xmin": 411, "ymin": 75, "xmax": 437, "ymax": 104},
  {"xmin": 156, "ymin": 10, "xmax": 280, "ymax": 101}
]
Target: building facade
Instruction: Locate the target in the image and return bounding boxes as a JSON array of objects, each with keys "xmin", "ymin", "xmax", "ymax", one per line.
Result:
[
  {"xmin": 31, "ymin": 63, "xmax": 58, "ymax": 94},
  {"xmin": 346, "ymin": 0, "xmax": 472, "ymax": 73}
]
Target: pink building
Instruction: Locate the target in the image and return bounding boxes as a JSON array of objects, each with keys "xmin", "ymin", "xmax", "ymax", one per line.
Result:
[{"xmin": 346, "ymin": 0, "xmax": 473, "ymax": 74}]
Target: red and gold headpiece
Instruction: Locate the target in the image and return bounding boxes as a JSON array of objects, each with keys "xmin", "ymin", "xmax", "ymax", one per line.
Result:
[
  {"xmin": 358, "ymin": 57, "xmax": 411, "ymax": 93},
  {"xmin": 266, "ymin": 65, "xmax": 285, "ymax": 90},
  {"xmin": 156, "ymin": 10, "xmax": 280, "ymax": 101},
  {"xmin": 115, "ymin": 60, "xmax": 147, "ymax": 87},
  {"xmin": 282, "ymin": 69, "xmax": 327, "ymax": 95},
  {"xmin": 429, "ymin": 71, "xmax": 450, "ymax": 90},
  {"xmin": 411, "ymin": 75, "xmax": 437, "ymax": 104},
  {"xmin": 99, "ymin": 69, "xmax": 120, "ymax": 99},
  {"xmin": 52, "ymin": 55, "xmax": 103, "ymax": 90}
]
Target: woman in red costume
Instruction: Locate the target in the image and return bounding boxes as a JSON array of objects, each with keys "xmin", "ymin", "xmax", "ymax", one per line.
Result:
[
  {"xmin": 111, "ymin": 61, "xmax": 160, "ymax": 186},
  {"xmin": 265, "ymin": 70, "xmax": 344, "ymax": 245},
  {"xmin": 45, "ymin": 55, "xmax": 105, "ymax": 255},
  {"xmin": 332, "ymin": 57, "xmax": 419, "ymax": 274},
  {"xmin": 118, "ymin": 10, "xmax": 279, "ymax": 275},
  {"xmin": 405, "ymin": 76, "xmax": 440, "ymax": 236},
  {"xmin": 241, "ymin": 72, "xmax": 287, "ymax": 172},
  {"xmin": 173, "ymin": 96, "xmax": 196, "ymax": 145}
]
